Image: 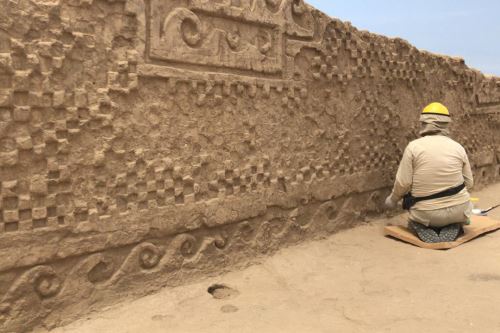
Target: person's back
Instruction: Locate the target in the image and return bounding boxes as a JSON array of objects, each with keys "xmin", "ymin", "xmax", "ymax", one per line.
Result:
[{"xmin": 408, "ymin": 135, "xmax": 473, "ymax": 210}]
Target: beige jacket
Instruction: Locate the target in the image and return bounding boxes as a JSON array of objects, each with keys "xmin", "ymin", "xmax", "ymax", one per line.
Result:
[{"xmin": 390, "ymin": 135, "xmax": 474, "ymax": 211}]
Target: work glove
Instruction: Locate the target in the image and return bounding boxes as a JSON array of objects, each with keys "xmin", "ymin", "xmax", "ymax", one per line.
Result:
[{"xmin": 385, "ymin": 195, "xmax": 397, "ymax": 209}]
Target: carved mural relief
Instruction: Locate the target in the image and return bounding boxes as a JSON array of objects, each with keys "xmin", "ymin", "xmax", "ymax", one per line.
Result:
[
  {"xmin": 0, "ymin": 0, "xmax": 498, "ymax": 332},
  {"xmin": 149, "ymin": 3, "xmax": 283, "ymax": 74}
]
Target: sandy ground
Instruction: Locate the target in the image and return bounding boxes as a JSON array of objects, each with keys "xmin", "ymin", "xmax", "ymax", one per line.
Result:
[{"xmin": 40, "ymin": 184, "xmax": 500, "ymax": 333}]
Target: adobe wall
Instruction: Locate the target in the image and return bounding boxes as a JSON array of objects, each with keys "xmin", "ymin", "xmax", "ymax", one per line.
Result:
[{"xmin": 0, "ymin": 0, "xmax": 499, "ymax": 331}]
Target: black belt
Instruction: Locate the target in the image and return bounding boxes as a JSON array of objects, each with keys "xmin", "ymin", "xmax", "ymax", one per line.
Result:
[{"xmin": 402, "ymin": 183, "xmax": 466, "ymax": 210}]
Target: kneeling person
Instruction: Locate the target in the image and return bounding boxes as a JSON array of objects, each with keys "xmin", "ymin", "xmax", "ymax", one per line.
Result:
[{"xmin": 385, "ymin": 103, "xmax": 474, "ymax": 243}]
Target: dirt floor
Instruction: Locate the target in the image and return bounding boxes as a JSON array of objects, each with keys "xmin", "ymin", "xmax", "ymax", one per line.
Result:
[{"xmin": 38, "ymin": 183, "xmax": 500, "ymax": 333}]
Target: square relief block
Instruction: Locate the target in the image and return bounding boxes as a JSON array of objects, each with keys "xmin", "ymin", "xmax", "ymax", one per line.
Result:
[
  {"xmin": 12, "ymin": 71, "xmax": 30, "ymax": 91},
  {"xmin": 52, "ymin": 90, "xmax": 65, "ymax": 107},
  {"xmin": 0, "ymin": 150, "xmax": 18, "ymax": 167},
  {"xmin": 16, "ymin": 136, "xmax": 33, "ymax": 150},
  {"xmin": 32, "ymin": 207, "xmax": 47, "ymax": 220},
  {"xmin": 0, "ymin": 90, "xmax": 12, "ymax": 106},
  {"xmin": 18, "ymin": 194, "xmax": 31, "ymax": 210},
  {"xmin": 30, "ymin": 175, "xmax": 48, "ymax": 195},
  {"xmin": 13, "ymin": 106, "xmax": 30, "ymax": 121},
  {"xmin": 0, "ymin": 53, "xmax": 13, "ymax": 71},
  {"xmin": 4, "ymin": 221, "xmax": 19, "ymax": 232},
  {"xmin": 3, "ymin": 210, "xmax": 19, "ymax": 222}
]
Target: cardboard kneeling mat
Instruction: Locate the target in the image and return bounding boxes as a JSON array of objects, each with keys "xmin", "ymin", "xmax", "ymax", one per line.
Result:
[{"xmin": 384, "ymin": 215, "xmax": 500, "ymax": 250}]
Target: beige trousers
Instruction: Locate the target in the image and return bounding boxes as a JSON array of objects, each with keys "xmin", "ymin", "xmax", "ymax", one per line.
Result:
[{"xmin": 409, "ymin": 201, "xmax": 473, "ymax": 228}]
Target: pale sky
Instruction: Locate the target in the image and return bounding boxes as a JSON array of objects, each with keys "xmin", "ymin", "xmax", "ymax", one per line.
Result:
[{"xmin": 306, "ymin": 0, "xmax": 500, "ymax": 76}]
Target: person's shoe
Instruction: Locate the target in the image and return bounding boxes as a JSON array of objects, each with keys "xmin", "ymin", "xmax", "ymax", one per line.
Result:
[
  {"xmin": 408, "ymin": 221, "xmax": 441, "ymax": 243},
  {"xmin": 438, "ymin": 223, "xmax": 463, "ymax": 242}
]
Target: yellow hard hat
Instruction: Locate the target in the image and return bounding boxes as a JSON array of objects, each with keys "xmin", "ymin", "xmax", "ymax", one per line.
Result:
[{"xmin": 421, "ymin": 102, "xmax": 450, "ymax": 117}]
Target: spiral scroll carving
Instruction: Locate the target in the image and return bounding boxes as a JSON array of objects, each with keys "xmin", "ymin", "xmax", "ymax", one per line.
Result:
[
  {"xmin": 179, "ymin": 234, "xmax": 200, "ymax": 258},
  {"xmin": 32, "ymin": 266, "xmax": 62, "ymax": 299},
  {"xmin": 139, "ymin": 243, "xmax": 162, "ymax": 269}
]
